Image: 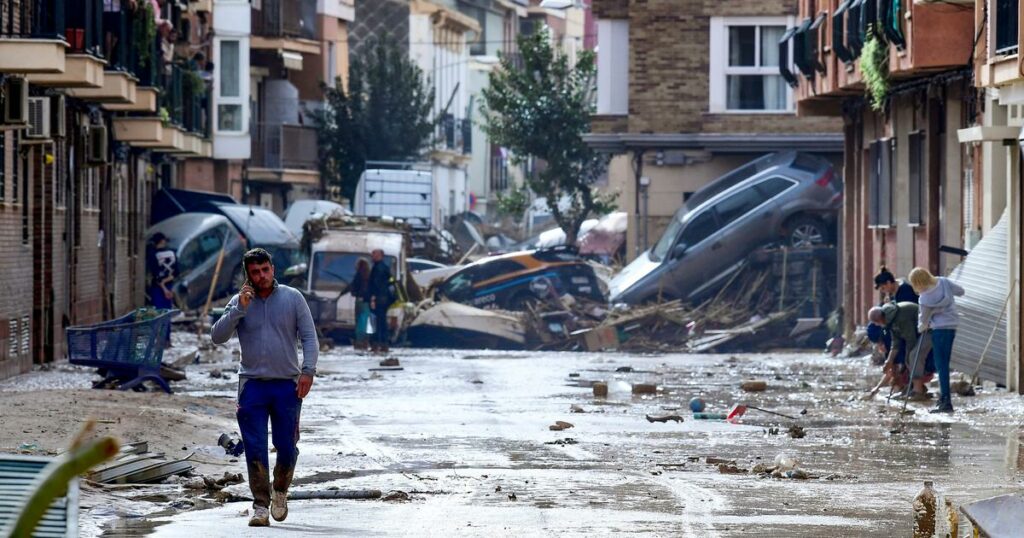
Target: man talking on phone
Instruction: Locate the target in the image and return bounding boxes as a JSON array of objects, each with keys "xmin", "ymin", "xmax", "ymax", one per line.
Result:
[{"xmin": 211, "ymin": 248, "xmax": 318, "ymax": 527}]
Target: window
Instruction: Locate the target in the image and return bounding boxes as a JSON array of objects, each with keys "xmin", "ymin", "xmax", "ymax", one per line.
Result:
[
  {"xmin": 11, "ymin": 132, "xmax": 19, "ymax": 204},
  {"xmin": 597, "ymin": 19, "xmax": 629, "ymax": 115},
  {"xmin": 880, "ymin": 0, "xmax": 906, "ymax": 49},
  {"xmin": 215, "ymin": 38, "xmax": 247, "ymax": 133},
  {"xmin": 713, "ymin": 188, "xmax": 763, "ymax": 228},
  {"xmin": 477, "ymin": 260, "xmax": 527, "ymax": 282},
  {"xmin": 908, "ymin": 131, "xmax": 924, "ymax": 226},
  {"xmin": 868, "ymin": 138, "xmax": 894, "ymax": 227},
  {"xmin": 996, "ymin": 0, "xmax": 1019, "ymax": 55},
  {"xmin": 469, "ymin": 6, "xmax": 487, "ymax": 56},
  {"xmin": 710, "ymin": 17, "xmax": 792, "ymax": 113},
  {"xmin": 311, "ymin": 252, "xmax": 394, "ymax": 293},
  {"xmin": 651, "ymin": 207, "xmax": 686, "ymax": 261},
  {"xmin": 679, "ymin": 211, "xmax": 719, "ymax": 249},
  {"xmin": 757, "ymin": 176, "xmax": 796, "ymax": 199}
]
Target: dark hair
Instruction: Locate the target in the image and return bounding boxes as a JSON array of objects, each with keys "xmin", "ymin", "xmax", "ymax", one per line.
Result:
[
  {"xmin": 873, "ymin": 266, "xmax": 895, "ymax": 289},
  {"xmin": 355, "ymin": 258, "xmax": 370, "ymax": 275},
  {"xmin": 243, "ymin": 248, "xmax": 273, "ymax": 269}
]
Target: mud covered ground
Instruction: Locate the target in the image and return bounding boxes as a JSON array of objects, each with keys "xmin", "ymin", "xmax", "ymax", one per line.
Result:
[{"xmin": 2, "ymin": 332, "xmax": 1023, "ymax": 536}]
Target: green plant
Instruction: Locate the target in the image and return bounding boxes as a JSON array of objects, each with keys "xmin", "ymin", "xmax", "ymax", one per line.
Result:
[
  {"xmin": 481, "ymin": 29, "xmax": 609, "ymax": 245},
  {"xmin": 158, "ymin": 106, "xmax": 170, "ymax": 125},
  {"xmin": 312, "ymin": 37, "xmax": 435, "ymax": 204},
  {"xmin": 861, "ymin": 29, "xmax": 889, "ymax": 111},
  {"xmin": 496, "ymin": 184, "xmax": 530, "ymax": 223},
  {"xmin": 134, "ymin": 2, "xmax": 157, "ymax": 69}
]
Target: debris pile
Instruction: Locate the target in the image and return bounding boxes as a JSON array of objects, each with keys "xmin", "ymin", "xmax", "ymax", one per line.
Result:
[
  {"xmin": 515, "ymin": 247, "xmax": 834, "ymax": 353},
  {"xmin": 87, "ymin": 442, "xmax": 194, "ymax": 485}
]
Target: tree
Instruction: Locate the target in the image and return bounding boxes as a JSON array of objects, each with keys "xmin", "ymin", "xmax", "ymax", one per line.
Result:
[
  {"xmin": 481, "ymin": 30, "xmax": 614, "ymax": 245},
  {"xmin": 313, "ymin": 38, "xmax": 434, "ymax": 203}
]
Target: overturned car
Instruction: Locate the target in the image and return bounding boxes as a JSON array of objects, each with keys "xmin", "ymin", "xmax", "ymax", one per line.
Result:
[{"xmin": 435, "ymin": 246, "xmax": 606, "ymax": 311}]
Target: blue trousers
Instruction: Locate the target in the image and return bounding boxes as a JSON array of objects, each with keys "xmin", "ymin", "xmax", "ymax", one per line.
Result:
[
  {"xmin": 237, "ymin": 379, "xmax": 302, "ymax": 508},
  {"xmin": 931, "ymin": 329, "xmax": 956, "ymax": 406}
]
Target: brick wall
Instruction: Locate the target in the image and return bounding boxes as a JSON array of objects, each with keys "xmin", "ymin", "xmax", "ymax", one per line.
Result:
[
  {"xmin": 0, "ymin": 131, "xmax": 34, "ymax": 378},
  {"xmin": 592, "ymin": 0, "xmax": 840, "ymax": 136}
]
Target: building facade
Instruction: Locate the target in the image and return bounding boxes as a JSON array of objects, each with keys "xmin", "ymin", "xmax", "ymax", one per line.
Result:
[
  {"xmin": 1, "ymin": 0, "xmax": 212, "ymax": 378},
  {"xmin": 969, "ymin": 0, "xmax": 1023, "ymax": 391},
  {"xmin": 586, "ymin": 0, "xmax": 844, "ymax": 261}
]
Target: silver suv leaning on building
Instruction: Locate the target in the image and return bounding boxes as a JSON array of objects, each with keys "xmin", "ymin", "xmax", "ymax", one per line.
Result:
[{"xmin": 610, "ymin": 151, "xmax": 840, "ymax": 305}]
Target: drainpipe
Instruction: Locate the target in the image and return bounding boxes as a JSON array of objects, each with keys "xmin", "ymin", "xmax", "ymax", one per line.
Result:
[{"xmin": 632, "ymin": 149, "xmax": 644, "ymax": 257}]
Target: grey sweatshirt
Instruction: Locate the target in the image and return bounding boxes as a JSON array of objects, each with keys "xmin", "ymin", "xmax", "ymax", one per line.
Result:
[
  {"xmin": 210, "ymin": 283, "xmax": 319, "ymax": 379},
  {"xmin": 918, "ymin": 277, "xmax": 965, "ymax": 331}
]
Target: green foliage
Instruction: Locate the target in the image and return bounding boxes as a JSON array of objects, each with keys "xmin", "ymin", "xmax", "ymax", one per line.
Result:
[
  {"xmin": 481, "ymin": 30, "xmax": 609, "ymax": 245},
  {"xmin": 312, "ymin": 38, "xmax": 435, "ymax": 204},
  {"xmin": 134, "ymin": 2, "xmax": 157, "ymax": 69},
  {"xmin": 158, "ymin": 107, "xmax": 170, "ymax": 125},
  {"xmin": 495, "ymin": 184, "xmax": 530, "ymax": 223},
  {"xmin": 861, "ymin": 29, "xmax": 889, "ymax": 111}
]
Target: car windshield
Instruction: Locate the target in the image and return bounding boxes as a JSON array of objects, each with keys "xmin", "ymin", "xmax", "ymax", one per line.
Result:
[
  {"xmin": 650, "ymin": 206, "xmax": 687, "ymax": 262},
  {"xmin": 311, "ymin": 252, "xmax": 395, "ymax": 292}
]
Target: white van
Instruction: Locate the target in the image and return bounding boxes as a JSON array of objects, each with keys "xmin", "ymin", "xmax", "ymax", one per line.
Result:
[{"xmin": 306, "ymin": 227, "xmax": 409, "ymax": 336}]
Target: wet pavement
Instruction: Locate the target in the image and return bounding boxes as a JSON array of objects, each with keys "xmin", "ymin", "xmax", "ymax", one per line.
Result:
[{"xmin": 90, "ymin": 345, "xmax": 1024, "ymax": 536}]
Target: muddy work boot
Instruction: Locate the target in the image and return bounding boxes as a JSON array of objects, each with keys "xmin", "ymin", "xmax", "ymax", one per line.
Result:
[
  {"xmin": 249, "ymin": 506, "xmax": 271, "ymax": 527},
  {"xmin": 271, "ymin": 490, "xmax": 288, "ymax": 522}
]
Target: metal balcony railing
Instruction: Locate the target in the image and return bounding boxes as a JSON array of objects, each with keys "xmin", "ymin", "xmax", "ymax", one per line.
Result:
[
  {"xmin": 253, "ymin": 0, "xmax": 316, "ymax": 40},
  {"xmin": 0, "ymin": 0, "xmax": 64, "ymax": 38},
  {"xmin": 64, "ymin": 0, "xmax": 102, "ymax": 56},
  {"xmin": 251, "ymin": 123, "xmax": 318, "ymax": 170}
]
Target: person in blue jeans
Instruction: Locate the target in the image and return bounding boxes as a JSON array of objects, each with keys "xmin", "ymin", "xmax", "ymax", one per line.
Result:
[
  {"xmin": 211, "ymin": 248, "xmax": 319, "ymax": 527},
  {"xmin": 909, "ymin": 267, "xmax": 965, "ymax": 414}
]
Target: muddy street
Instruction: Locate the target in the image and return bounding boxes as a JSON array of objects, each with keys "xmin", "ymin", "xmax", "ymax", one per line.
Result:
[{"xmin": 48, "ymin": 340, "xmax": 1017, "ymax": 536}]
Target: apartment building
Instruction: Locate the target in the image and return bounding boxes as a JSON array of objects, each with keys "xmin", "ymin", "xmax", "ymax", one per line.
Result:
[{"xmin": 586, "ymin": 0, "xmax": 843, "ymax": 261}]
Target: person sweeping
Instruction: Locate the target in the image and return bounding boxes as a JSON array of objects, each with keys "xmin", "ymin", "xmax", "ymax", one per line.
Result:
[
  {"xmin": 908, "ymin": 267, "xmax": 965, "ymax": 414},
  {"xmin": 211, "ymin": 248, "xmax": 319, "ymax": 526}
]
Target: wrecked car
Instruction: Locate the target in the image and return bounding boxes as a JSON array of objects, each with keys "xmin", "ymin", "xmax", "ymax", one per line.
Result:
[
  {"xmin": 610, "ymin": 151, "xmax": 840, "ymax": 305},
  {"xmin": 145, "ymin": 213, "xmax": 245, "ymax": 310},
  {"xmin": 436, "ymin": 246, "xmax": 606, "ymax": 310}
]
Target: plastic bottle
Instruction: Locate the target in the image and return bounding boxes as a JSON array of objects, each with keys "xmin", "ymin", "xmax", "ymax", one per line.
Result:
[{"xmin": 913, "ymin": 481, "xmax": 937, "ymax": 538}]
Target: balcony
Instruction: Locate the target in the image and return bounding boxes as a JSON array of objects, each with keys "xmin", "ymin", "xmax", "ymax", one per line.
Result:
[
  {"xmin": 251, "ymin": 0, "xmax": 319, "ymax": 55},
  {"xmin": 251, "ymin": 122, "xmax": 318, "ymax": 171},
  {"xmin": 435, "ymin": 114, "xmax": 472, "ymax": 156},
  {"xmin": 786, "ymin": 0, "xmax": 975, "ymax": 116},
  {"xmin": 0, "ymin": 0, "xmax": 66, "ymax": 73}
]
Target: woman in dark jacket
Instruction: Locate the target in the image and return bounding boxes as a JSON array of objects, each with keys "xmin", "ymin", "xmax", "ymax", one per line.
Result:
[{"xmin": 350, "ymin": 259, "xmax": 371, "ymax": 350}]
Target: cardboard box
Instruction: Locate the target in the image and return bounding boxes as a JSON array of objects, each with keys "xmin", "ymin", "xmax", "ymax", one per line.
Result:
[{"xmin": 582, "ymin": 326, "xmax": 619, "ymax": 351}]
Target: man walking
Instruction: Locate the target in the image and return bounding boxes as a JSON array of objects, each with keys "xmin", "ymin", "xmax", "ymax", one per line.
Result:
[
  {"xmin": 211, "ymin": 248, "xmax": 319, "ymax": 527},
  {"xmin": 367, "ymin": 249, "xmax": 394, "ymax": 353}
]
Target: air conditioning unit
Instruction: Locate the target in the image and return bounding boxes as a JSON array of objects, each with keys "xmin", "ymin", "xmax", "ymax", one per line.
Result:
[
  {"xmin": 87, "ymin": 125, "xmax": 109, "ymax": 165},
  {"xmin": 50, "ymin": 95, "xmax": 66, "ymax": 138},
  {"xmin": 25, "ymin": 97, "xmax": 51, "ymax": 139},
  {"xmin": 3, "ymin": 77, "xmax": 29, "ymax": 125}
]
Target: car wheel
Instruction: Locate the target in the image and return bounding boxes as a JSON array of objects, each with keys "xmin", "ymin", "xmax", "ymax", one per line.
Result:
[{"xmin": 786, "ymin": 216, "xmax": 829, "ymax": 248}]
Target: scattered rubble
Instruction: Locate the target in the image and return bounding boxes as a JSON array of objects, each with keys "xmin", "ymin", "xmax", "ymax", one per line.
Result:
[
  {"xmin": 632, "ymin": 383, "xmax": 658, "ymax": 395},
  {"xmin": 544, "ymin": 438, "xmax": 578, "ymax": 446},
  {"xmin": 382, "ymin": 490, "xmax": 411, "ymax": 502},
  {"xmin": 592, "ymin": 382, "xmax": 608, "ymax": 398},
  {"xmin": 549, "ymin": 421, "xmax": 574, "ymax": 431},
  {"xmin": 645, "ymin": 414, "xmax": 683, "ymax": 423},
  {"xmin": 740, "ymin": 380, "xmax": 768, "ymax": 392}
]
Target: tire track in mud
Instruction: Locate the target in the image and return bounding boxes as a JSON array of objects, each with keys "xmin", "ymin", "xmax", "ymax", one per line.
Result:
[{"xmin": 635, "ymin": 472, "xmax": 727, "ymax": 537}]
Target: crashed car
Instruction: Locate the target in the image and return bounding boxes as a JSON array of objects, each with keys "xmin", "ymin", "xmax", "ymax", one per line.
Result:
[
  {"xmin": 435, "ymin": 246, "xmax": 606, "ymax": 310},
  {"xmin": 611, "ymin": 151, "xmax": 840, "ymax": 305}
]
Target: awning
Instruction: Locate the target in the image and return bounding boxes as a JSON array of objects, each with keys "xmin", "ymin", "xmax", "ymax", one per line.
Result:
[
  {"xmin": 949, "ymin": 212, "xmax": 1010, "ymax": 384},
  {"xmin": 582, "ymin": 132, "xmax": 845, "ymax": 154}
]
